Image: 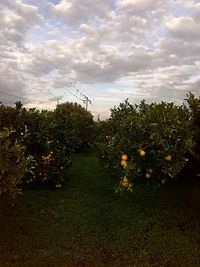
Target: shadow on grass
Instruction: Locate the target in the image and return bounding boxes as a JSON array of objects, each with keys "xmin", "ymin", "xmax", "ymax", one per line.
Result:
[{"xmin": 0, "ymin": 152, "xmax": 200, "ymax": 267}]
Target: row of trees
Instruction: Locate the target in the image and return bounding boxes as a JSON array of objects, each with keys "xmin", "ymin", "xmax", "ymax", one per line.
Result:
[
  {"xmin": 96, "ymin": 93, "xmax": 200, "ymax": 192},
  {"xmin": 1, "ymin": 93, "xmax": 199, "ymax": 202},
  {"xmin": 0, "ymin": 102, "xmax": 95, "ymax": 203}
]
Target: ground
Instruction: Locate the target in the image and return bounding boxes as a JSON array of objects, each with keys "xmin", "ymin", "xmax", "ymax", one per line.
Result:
[{"xmin": 0, "ymin": 152, "xmax": 200, "ymax": 267}]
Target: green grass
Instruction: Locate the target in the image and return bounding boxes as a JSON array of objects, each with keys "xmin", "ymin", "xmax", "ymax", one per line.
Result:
[{"xmin": 0, "ymin": 152, "xmax": 200, "ymax": 267}]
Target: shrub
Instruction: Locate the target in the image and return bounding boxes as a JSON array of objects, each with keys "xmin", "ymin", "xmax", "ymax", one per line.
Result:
[
  {"xmin": 53, "ymin": 102, "xmax": 95, "ymax": 152},
  {"xmin": 187, "ymin": 93, "xmax": 200, "ymax": 154},
  {"xmin": 0, "ymin": 101, "xmax": 95, "ymax": 190},
  {"xmin": 97, "ymin": 99, "xmax": 193, "ymax": 191},
  {"xmin": 0, "ymin": 128, "xmax": 33, "ymax": 204}
]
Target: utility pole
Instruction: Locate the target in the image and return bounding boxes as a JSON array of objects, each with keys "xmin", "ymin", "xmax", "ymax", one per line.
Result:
[{"xmin": 82, "ymin": 94, "xmax": 91, "ymax": 110}]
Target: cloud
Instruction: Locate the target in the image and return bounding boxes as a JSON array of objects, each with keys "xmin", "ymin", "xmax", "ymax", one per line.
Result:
[
  {"xmin": 0, "ymin": 0, "xmax": 199, "ymax": 117},
  {"xmin": 117, "ymin": 0, "xmax": 161, "ymax": 13},
  {"xmin": 183, "ymin": 0, "xmax": 200, "ymax": 10},
  {"xmin": 53, "ymin": 0, "xmax": 111, "ymax": 26},
  {"xmin": 2, "ymin": 0, "xmax": 43, "ymax": 39},
  {"xmin": 166, "ymin": 16, "xmax": 200, "ymax": 40},
  {"xmin": 0, "ymin": 0, "xmax": 53, "ymax": 107}
]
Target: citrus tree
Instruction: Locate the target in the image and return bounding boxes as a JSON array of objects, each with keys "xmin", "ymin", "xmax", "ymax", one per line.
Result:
[
  {"xmin": 0, "ymin": 128, "xmax": 33, "ymax": 204},
  {"xmin": 97, "ymin": 99, "xmax": 193, "ymax": 192},
  {"xmin": 187, "ymin": 93, "xmax": 200, "ymax": 154},
  {"xmin": 0, "ymin": 101, "xmax": 95, "ymax": 190}
]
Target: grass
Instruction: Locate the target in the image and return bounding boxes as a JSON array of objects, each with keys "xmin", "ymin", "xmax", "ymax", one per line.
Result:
[{"xmin": 0, "ymin": 151, "xmax": 200, "ymax": 267}]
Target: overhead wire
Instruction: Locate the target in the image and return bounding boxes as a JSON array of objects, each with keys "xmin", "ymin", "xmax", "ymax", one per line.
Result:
[
  {"xmin": 0, "ymin": 5, "xmax": 88, "ymax": 104},
  {"xmin": 0, "ymin": 6, "xmax": 38, "ymax": 48},
  {"xmin": 0, "ymin": 90, "xmax": 57, "ymax": 103},
  {"xmin": 0, "ymin": 2, "xmax": 128, "ymax": 105},
  {"xmin": 0, "ymin": 32, "xmax": 58, "ymax": 103}
]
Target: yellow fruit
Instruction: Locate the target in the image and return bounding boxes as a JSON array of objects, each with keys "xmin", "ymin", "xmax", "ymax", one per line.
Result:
[
  {"xmin": 121, "ymin": 154, "xmax": 128, "ymax": 161},
  {"xmin": 123, "ymin": 176, "xmax": 128, "ymax": 183},
  {"xmin": 121, "ymin": 160, "xmax": 127, "ymax": 167},
  {"xmin": 122, "ymin": 181, "xmax": 129, "ymax": 187},
  {"xmin": 165, "ymin": 155, "xmax": 172, "ymax": 161},
  {"xmin": 146, "ymin": 173, "xmax": 151, "ymax": 179},
  {"xmin": 148, "ymin": 169, "xmax": 153, "ymax": 173},
  {"xmin": 140, "ymin": 150, "xmax": 145, "ymax": 156}
]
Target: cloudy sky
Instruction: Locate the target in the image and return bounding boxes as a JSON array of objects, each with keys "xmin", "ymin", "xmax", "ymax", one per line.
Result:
[{"xmin": 0, "ymin": 0, "xmax": 200, "ymax": 119}]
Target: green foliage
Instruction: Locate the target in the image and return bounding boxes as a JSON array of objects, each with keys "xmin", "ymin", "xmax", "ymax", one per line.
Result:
[
  {"xmin": 97, "ymin": 99, "xmax": 193, "ymax": 188},
  {"xmin": 0, "ymin": 101, "xmax": 95, "ymax": 190},
  {"xmin": 32, "ymin": 102, "xmax": 95, "ymax": 188},
  {"xmin": 0, "ymin": 128, "xmax": 33, "ymax": 203},
  {"xmin": 187, "ymin": 92, "xmax": 200, "ymax": 153},
  {"xmin": 53, "ymin": 102, "xmax": 95, "ymax": 151}
]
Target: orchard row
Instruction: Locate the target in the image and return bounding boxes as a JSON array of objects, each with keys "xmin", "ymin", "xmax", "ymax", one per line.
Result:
[{"xmin": 0, "ymin": 93, "xmax": 199, "ymax": 203}]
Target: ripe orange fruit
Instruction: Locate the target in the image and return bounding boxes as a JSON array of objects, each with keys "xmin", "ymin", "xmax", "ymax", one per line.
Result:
[
  {"xmin": 121, "ymin": 160, "xmax": 127, "ymax": 167},
  {"xmin": 140, "ymin": 150, "xmax": 145, "ymax": 156},
  {"xmin": 123, "ymin": 176, "xmax": 128, "ymax": 183},
  {"xmin": 122, "ymin": 181, "xmax": 129, "ymax": 187},
  {"xmin": 165, "ymin": 155, "xmax": 172, "ymax": 161},
  {"xmin": 121, "ymin": 154, "xmax": 128, "ymax": 161},
  {"xmin": 146, "ymin": 173, "xmax": 151, "ymax": 179}
]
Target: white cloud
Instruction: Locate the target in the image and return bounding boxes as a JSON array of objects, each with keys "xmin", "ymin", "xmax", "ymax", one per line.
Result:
[
  {"xmin": 183, "ymin": 0, "xmax": 200, "ymax": 10},
  {"xmin": 118, "ymin": 0, "xmax": 160, "ymax": 12},
  {"xmin": 53, "ymin": 0, "xmax": 111, "ymax": 26},
  {"xmin": 167, "ymin": 16, "xmax": 200, "ymax": 40},
  {"xmin": 0, "ymin": 0, "xmax": 199, "ymax": 118}
]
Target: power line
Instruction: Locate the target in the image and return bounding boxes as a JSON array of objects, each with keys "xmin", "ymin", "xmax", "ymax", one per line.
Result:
[
  {"xmin": 0, "ymin": 33, "xmax": 58, "ymax": 104},
  {"xmin": 64, "ymin": 88, "xmax": 84, "ymax": 102},
  {"xmin": 0, "ymin": 90, "xmax": 57, "ymax": 103},
  {"xmin": 0, "ymin": 6, "xmax": 38, "ymax": 48},
  {"xmin": 0, "ymin": 5, "xmax": 90, "ymax": 105},
  {"xmin": 72, "ymin": 84, "xmax": 92, "ymax": 109},
  {"xmin": 0, "ymin": 34, "xmax": 83, "ymax": 102}
]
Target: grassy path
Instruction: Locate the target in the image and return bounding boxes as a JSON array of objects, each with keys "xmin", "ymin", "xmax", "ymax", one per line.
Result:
[{"xmin": 0, "ymin": 152, "xmax": 200, "ymax": 267}]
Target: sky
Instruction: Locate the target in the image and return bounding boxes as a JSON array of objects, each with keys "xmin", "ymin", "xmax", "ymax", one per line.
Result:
[{"xmin": 0, "ymin": 0, "xmax": 200, "ymax": 119}]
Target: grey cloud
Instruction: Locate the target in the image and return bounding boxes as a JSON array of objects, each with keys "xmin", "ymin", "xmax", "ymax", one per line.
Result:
[
  {"xmin": 166, "ymin": 15, "xmax": 200, "ymax": 41},
  {"xmin": 1, "ymin": 0, "xmax": 200, "ymax": 113},
  {"xmin": 117, "ymin": 0, "xmax": 162, "ymax": 14},
  {"xmin": 0, "ymin": 67, "xmax": 27, "ymax": 105},
  {"xmin": 52, "ymin": 0, "xmax": 111, "ymax": 26},
  {"xmin": 3, "ymin": 0, "xmax": 43, "ymax": 28},
  {"xmin": 48, "ymin": 95, "xmax": 64, "ymax": 101},
  {"xmin": 159, "ymin": 37, "xmax": 200, "ymax": 58}
]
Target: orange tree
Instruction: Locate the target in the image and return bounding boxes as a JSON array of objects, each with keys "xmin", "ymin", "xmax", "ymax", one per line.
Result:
[
  {"xmin": 52, "ymin": 102, "xmax": 95, "ymax": 152},
  {"xmin": 38, "ymin": 102, "xmax": 95, "ymax": 188},
  {"xmin": 187, "ymin": 93, "xmax": 200, "ymax": 154},
  {"xmin": 0, "ymin": 128, "xmax": 33, "ymax": 204},
  {"xmin": 97, "ymin": 99, "xmax": 193, "ymax": 192},
  {"xmin": 0, "ymin": 101, "xmax": 95, "ymax": 190}
]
